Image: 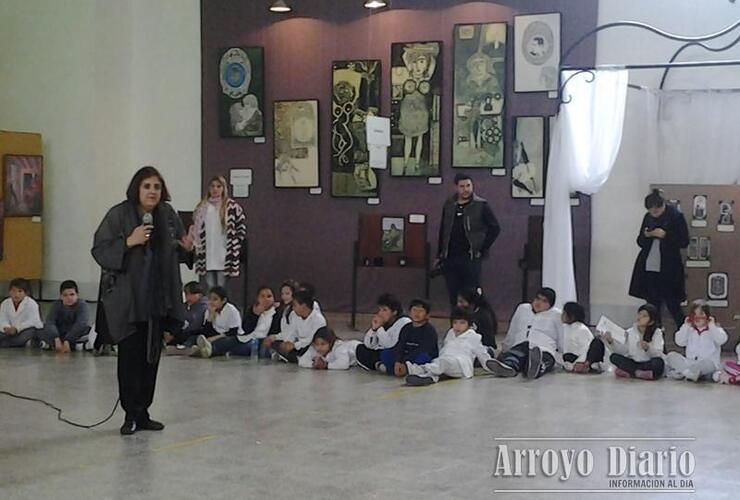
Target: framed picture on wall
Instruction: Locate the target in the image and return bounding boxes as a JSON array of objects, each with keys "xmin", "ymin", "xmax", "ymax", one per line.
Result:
[
  {"xmin": 452, "ymin": 23, "xmax": 507, "ymax": 169},
  {"xmin": 514, "ymin": 12, "xmax": 561, "ymax": 93},
  {"xmin": 381, "ymin": 216, "xmax": 404, "ymax": 253},
  {"xmin": 691, "ymin": 194, "xmax": 708, "ymax": 227},
  {"xmin": 717, "ymin": 199, "xmax": 735, "ymax": 231},
  {"xmin": 512, "ymin": 117, "xmax": 545, "ymax": 199},
  {"xmin": 273, "ymin": 100, "xmax": 320, "ymax": 188},
  {"xmin": 218, "ymin": 46, "xmax": 265, "ymax": 138},
  {"xmin": 3, "ymin": 154, "xmax": 43, "ymax": 217},
  {"xmin": 708, "ymin": 272, "xmax": 729, "ymax": 300},
  {"xmin": 331, "ymin": 60, "xmax": 381, "ymax": 197},
  {"xmin": 390, "ymin": 41, "xmax": 442, "ymax": 177}
]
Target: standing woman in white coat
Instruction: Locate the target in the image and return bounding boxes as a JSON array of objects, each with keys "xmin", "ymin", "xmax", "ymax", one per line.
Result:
[{"xmin": 193, "ymin": 176, "xmax": 246, "ymax": 289}]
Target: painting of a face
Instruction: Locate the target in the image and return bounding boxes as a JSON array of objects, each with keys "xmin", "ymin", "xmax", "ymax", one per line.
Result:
[
  {"xmin": 409, "ymin": 54, "xmax": 429, "ymax": 79},
  {"xmin": 333, "ymin": 81, "xmax": 356, "ymax": 105}
]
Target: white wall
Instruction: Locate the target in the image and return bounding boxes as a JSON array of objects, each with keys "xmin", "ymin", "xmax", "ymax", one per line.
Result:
[
  {"xmin": 0, "ymin": 0, "xmax": 201, "ymax": 299},
  {"xmin": 592, "ymin": 0, "xmax": 740, "ymax": 323}
]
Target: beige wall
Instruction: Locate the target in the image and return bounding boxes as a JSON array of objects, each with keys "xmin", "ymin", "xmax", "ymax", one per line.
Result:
[{"xmin": 0, "ymin": 0, "xmax": 201, "ymax": 298}]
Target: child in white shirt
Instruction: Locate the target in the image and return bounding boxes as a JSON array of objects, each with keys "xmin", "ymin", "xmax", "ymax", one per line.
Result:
[
  {"xmin": 603, "ymin": 304, "xmax": 665, "ymax": 380},
  {"xmin": 0, "ymin": 278, "xmax": 44, "ymax": 348},
  {"xmin": 193, "ymin": 286, "xmax": 243, "ymax": 358},
  {"xmin": 666, "ymin": 301, "xmax": 727, "ymax": 382},
  {"xmin": 298, "ymin": 327, "xmax": 361, "ymax": 370},
  {"xmin": 561, "ymin": 302, "xmax": 605, "ymax": 374},
  {"xmin": 405, "ymin": 308, "xmax": 490, "ymax": 386}
]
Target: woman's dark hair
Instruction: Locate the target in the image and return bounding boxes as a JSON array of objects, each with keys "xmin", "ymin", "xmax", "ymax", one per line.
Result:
[
  {"xmin": 280, "ymin": 279, "xmax": 300, "ymax": 297},
  {"xmin": 690, "ymin": 300, "xmax": 711, "ymax": 320},
  {"xmin": 126, "ymin": 166, "xmax": 171, "ymax": 205},
  {"xmin": 535, "ymin": 287, "xmax": 557, "ymax": 307},
  {"xmin": 638, "ymin": 303, "xmax": 660, "ymax": 342},
  {"xmin": 562, "ymin": 302, "xmax": 586, "ymax": 324},
  {"xmin": 644, "ymin": 188, "xmax": 665, "ymax": 210},
  {"xmin": 458, "ymin": 288, "xmax": 492, "ymax": 312},
  {"xmin": 299, "ymin": 282, "xmax": 316, "ymax": 297},
  {"xmin": 60, "ymin": 280, "xmax": 78, "ymax": 294},
  {"xmin": 184, "ymin": 281, "xmax": 203, "ymax": 295},
  {"xmin": 9, "ymin": 277, "xmax": 31, "ymax": 294},
  {"xmin": 255, "ymin": 285, "xmax": 274, "ymax": 298},
  {"xmin": 377, "ymin": 293, "xmax": 402, "ymax": 316},
  {"xmin": 312, "ymin": 326, "xmax": 338, "ymax": 350},
  {"xmin": 208, "ymin": 286, "xmax": 229, "ymax": 302},
  {"xmin": 450, "ymin": 307, "xmax": 472, "ymax": 325}
]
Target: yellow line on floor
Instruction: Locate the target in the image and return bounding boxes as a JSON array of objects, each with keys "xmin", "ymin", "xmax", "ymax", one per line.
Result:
[
  {"xmin": 380, "ymin": 379, "xmax": 461, "ymax": 400},
  {"xmin": 153, "ymin": 434, "xmax": 219, "ymax": 453}
]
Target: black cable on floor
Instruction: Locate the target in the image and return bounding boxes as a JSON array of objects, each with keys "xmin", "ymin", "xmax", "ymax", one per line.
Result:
[{"xmin": 0, "ymin": 390, "xmax": 119, "ymax": 429}]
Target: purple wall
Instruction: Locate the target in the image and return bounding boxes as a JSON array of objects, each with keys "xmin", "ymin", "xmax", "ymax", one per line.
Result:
[{"xmin": 201, "ymin": 0, "xmax": 596, "ymax": 318}]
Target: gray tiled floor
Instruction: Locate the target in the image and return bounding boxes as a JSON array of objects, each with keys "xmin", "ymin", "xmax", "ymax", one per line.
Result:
[{"xmin": 0, "ymin": 329, "xmax": 736, "ymax": 499}]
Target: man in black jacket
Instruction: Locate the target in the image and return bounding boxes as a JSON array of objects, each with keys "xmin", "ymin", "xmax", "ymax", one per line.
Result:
[{"xmin": 437, "ymin": 174, "xmax": 501, "ymax": 308}]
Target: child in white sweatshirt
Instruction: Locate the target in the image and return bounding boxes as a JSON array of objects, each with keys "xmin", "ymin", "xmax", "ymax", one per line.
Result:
[
  {"xmin": 603, "ymin": 304, "xmax": 664, "ymax": 380},
  {"xmin": 298, "ymin": 327, "xmax": 361, "ymax": 370},
  {"xmin": 561, "ymin": 302, "xmax": 605, "ymax": 374},
  {"xmin": 355, "ymin": 293, "xmax": 412, "ymax": 372},
  {"xmin": 0, "ymin": 278, "xmax": 44, "ymax": 348},
  {"xmin": 666, "ymin": 301, "xmax": 727, "ymax": 382},
  {"xmin": 405, "ymin": 308, "xmax": 490, "ymax": 386}
]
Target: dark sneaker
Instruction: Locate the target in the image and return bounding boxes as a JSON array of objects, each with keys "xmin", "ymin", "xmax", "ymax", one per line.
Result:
[
  {"xmin": 136, "ymin": 419, "xmax": 165, "ymax": 431},
  {"xmin": 486, "ymin": 358, "xmax": 517, "ymax": 377},
  {"xmin": 406, "ymin": 374, "xmax": 435, "ymax": 386},
  {"xmin": 527, "ymin": 346, "xmax": 543, "ymax": 379},
  {"xmin": 120, "ymin": 421, "xmax": 137, "ymax": 435}
]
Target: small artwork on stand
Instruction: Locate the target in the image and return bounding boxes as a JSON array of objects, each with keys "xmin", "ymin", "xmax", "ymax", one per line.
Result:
[
  {"xmin": 390, "ymin": 41, "xmax": 442, "ymax": 177},
  {"xmin": 274, "ymin": 100, "xmax": 320, "ymax": 188},
  {"xmin": 381, "ymin": 217, "xmax": 404, "ymax": 253},
  {"xmin": 514, "ymin": 12, "xmax": 561, "ymax": 93},
  {"xmin": 512, "ymin": 117, "xmax": 545, "ymax": 199},
  {"xmin": 452, "ymin": 23, "xmax": 507, "ymax": 169},
  {"xmin": 3, "ymin": 155, "xmax": 43, "ymax": 217},
  {"xmin": 331, "ymin": 60, "xmax": 381, "ymax": 197},
  {"xmin": 219, "ymin": 47, "xmax": 264, "ymax": 138},
  {"xmin": 691, "ymin": 194, "xmax": 708, "ymax": 227},
  {"xmin": 707, "ymin": 272, "xmax": 729, "ymax": 301},
  {"xmin": 717, "ymin": 200, "xmax": 735, "ymax": 231}
]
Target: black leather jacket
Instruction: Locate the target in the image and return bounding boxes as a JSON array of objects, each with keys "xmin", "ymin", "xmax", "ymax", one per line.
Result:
[{"xmin": 438, "ymin": 194, "xmax": 501, "ymax": 260}]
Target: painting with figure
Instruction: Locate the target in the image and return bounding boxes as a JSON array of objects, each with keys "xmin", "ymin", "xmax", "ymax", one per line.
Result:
[
  {"xmin": 718, "ymin": 200, "xmax": 734, "ymax": 226},
  {"xmin": 219, "ymin": 47, "xmax": 264, "ymax": 138},
  {"xmin": 514, "ymin": 13, "xmax": 561, "ymax": 92},
  {"xmin": 390, "ymin": 41, "xmax": 442, "ymax": 177},
  {"xmin": 452, "ymin": 23, "xmax": 507, "ymax": 169},
  {"xmin": 692, "ymin": 195, "xmax": 708, "ymax": 221},
  {"xmin": 511, "ymin": 117, "xmax": 544, "ymax": 198},
  {"xmin": 331, "ymin": 60, "xmax": 381, "ymax": 197},
  {"xmin": 274, "ymin": 100, "xmax": 320, "ymax": 188},
  {"xmin": 4, "ymin": 155, "xmax": 43, "ymax": 216},
  {"xmin": 708, "ymin": 272, "xmax": 728, "ymax": 300},
  {"xmin": 381, "ymin": 217, "xmax": 404, "ymax": 253}
]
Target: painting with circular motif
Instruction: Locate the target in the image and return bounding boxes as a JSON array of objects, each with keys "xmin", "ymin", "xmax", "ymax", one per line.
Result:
[
  {"xmin": 219, "ymin": 47, "xmax": 264, "ymax": 138},
  {"xmin": 514, "ymin": 13, "xmax": 561, "ymax": 93}
]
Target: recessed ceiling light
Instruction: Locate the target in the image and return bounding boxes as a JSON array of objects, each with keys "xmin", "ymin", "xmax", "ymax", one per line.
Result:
[
  {"xmin": 364, "ymin": 0, "xmax": 388, "ymax": 9},
  {"xmin": 269, "ymin": 0, "xmax": 292, "ymax": 13}
]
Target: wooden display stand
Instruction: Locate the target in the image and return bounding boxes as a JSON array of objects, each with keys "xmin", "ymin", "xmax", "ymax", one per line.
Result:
[
  {"xmin": 350, "ymin": 213, "xmax": 430, "ymax": 328},
  {"xmin": 0, "ymin": 131, "xmax": 44, "ymax": 293}
]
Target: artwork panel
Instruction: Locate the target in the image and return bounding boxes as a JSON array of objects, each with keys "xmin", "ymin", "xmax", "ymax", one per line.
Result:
[
  {"xmin": 219, "ymin": 47, "xmax": 265, "ymax": 138},
  {"xmin": 514, "ymin": 13, "xmax": 561, "ymax": 92},
  {"xmin": 4, "ymin": 155, "xmax": 43, "ymax": 217},
  {"xmin": 274, "ymin": 100, "xmax": 320, "ymax": 188},
  {"xmin": 512, "ymin": 117, "xmax": 545, "ymax": 198}
]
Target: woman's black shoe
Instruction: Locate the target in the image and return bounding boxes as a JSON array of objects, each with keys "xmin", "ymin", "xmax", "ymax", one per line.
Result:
[
  {"xmin": 137, "ymin": 419, "xmax": 165, "ymax": 431},
  {"xmin": 120, "ymin": 421, "xmax": 137, "ymax": 435}
]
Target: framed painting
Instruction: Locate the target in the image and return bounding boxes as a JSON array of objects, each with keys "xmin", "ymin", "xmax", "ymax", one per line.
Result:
[
  {"xmin": 274, "ymin": 100, "xmax": 320, "ymax": 188},
  {"xmin": 219, "ymin": 47, "xmax": 265, "ymax": 138},
  {"xmin": 3, "ymin": 154, "xmax": 43, "ymax": 216},
  {"xmin": 514, "ymin": 12, "xmax": 561, "ymax": 93},
  {"xmin": 331, "ymin": 60, "xmax": 381, "ymax": 197},
  {"xmin": 452, "ymin": 23, "xmax": 507, "ymax": 169},
  {"xmin": 511, "ymin": 117, "xmax": 545, "ymax": 199},
  {"xmin": 381, "ymin": 216, "xmax": 404, "ymax": 253},
  {"xmin": 390, "ymin": 41, "xmax": 442, "ymax": 177}
]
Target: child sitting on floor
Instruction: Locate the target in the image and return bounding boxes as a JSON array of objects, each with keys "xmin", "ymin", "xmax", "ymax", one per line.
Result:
[
  {"xmin": 388, "ymin": 298, "xmax": 439, "ymax": 378},
  {"xmin": 666, "ymin": 300, "xmax": 727, "ymax": 382},
  {"xmin": 561, "ymin": 302, "xmax": 605, "ymax": 374},
  {"xmin": 298, "ymin": 327, "xmax": 361, "ymax": 370},
  {"xmin": 193, "ymin": 286, "xmax": 243, "ymax": 358},
  {"xmin": 602, "ymin": 304, "xmax": 665, "ymax": 380},
  {"xmin": 38, "ymin": 280, "xmax": 91, "ymax": 352},
  {"xmin": 0, "ymin": 278, "xmax": 44, "ymax": 348},
  {"xmin": 405, "ymin": 307, "xmax": 490, "ymax": 386}
]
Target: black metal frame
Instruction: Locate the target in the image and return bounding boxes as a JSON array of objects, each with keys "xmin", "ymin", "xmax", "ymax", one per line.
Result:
[{"xmin": 557, "ymin": 19, "xmax": 740, "ymax": 103}]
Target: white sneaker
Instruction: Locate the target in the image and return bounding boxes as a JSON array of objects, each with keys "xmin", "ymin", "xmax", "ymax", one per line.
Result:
[
  {"xmin": 683, "ymin": 367, "xmax": 700, "ymax": 382},
  {"xmin": 563, "ymin": 361, "xmax": 575, "ymax": 372},
  {"xmin": 405, "ymin": 361, "xmax": 423, "ymax": 376},
  {"xmin": 196, "ymin": 335, "xmax": 212, "ymax": 358},
  {"xmin": 668, "ymin": 369, "xmax": 685, "ymax": 380}
]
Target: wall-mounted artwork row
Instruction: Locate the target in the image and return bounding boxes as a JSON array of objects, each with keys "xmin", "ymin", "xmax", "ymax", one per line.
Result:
[
  {"xmin": 452, "ymin": 23, "xmax": 507, "ymax": 169},
  {"xmin": 273, "ymin": 100, "xmax": 320, "ymax": 188},
  {"xmin": 390, "ymin": 41, "xmax": 442, "ymax": 177},
  {"xmin": 331, "ymin": 60, "xmax": 381, "ymax": 197},
  {"xmin": 219, "ymin": 47, "xmax": 265, "ymax": 138}
]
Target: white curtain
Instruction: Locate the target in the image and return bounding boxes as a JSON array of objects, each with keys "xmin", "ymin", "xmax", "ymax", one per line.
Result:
[
  {"xmin": 543, "ymin": 69, "xmax": 629, "ymax": 307},
  {"xmin": 638, "ymin": 88, "xmax": 740, "ymax": 186}
]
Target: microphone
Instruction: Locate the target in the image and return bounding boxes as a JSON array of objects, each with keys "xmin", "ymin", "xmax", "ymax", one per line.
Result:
[{"xmin": 142, "ymin": 212, "xmax": 153, "ymax": 245}]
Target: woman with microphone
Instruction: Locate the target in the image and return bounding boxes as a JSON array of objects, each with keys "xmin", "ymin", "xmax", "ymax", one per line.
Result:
[{"xmin": 92, "ymin": 166, "xmax": 193, "ymax": 435}]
